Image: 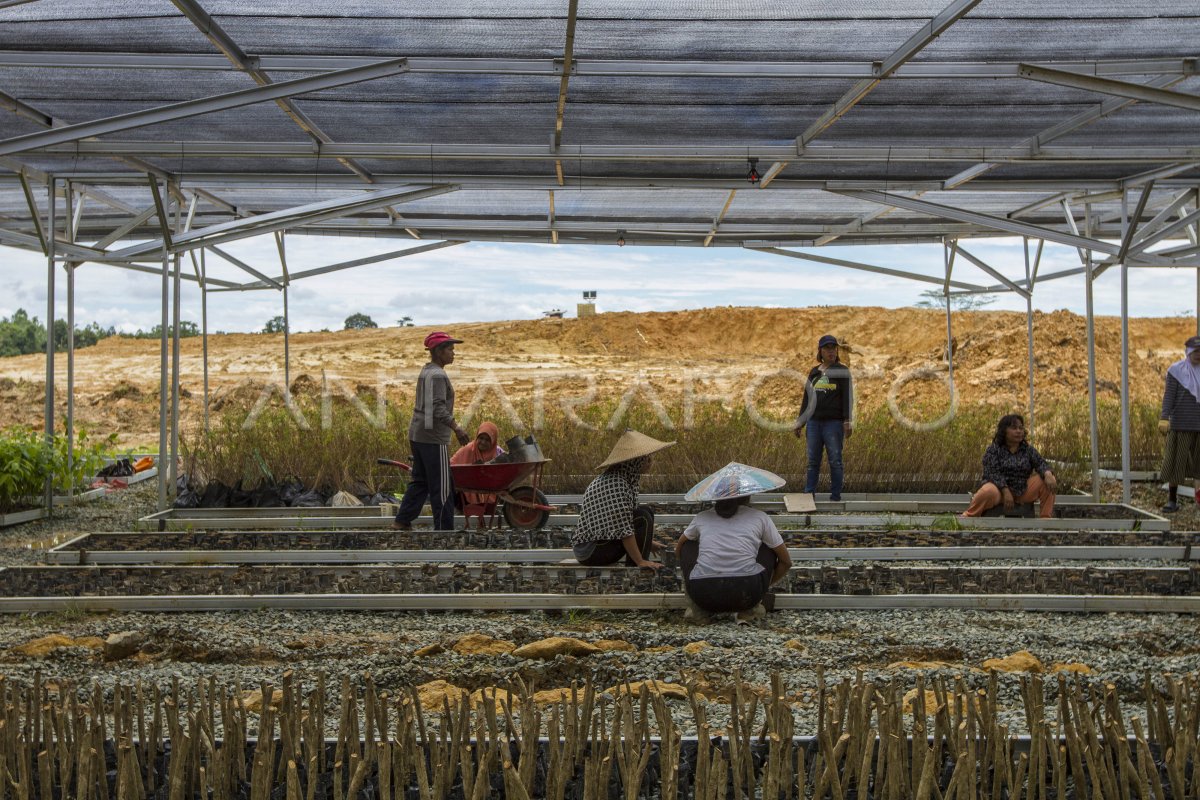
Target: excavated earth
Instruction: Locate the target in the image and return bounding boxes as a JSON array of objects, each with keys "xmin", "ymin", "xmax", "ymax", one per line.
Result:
[{"xmin": 0, "ymin": 306, "xmax": 1191, "ymax": 447}]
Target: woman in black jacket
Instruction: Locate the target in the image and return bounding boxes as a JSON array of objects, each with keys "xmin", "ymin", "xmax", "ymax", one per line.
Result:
[{"xmin": 793, "ymin": 334, "xmax": 853, "ymax": 501}]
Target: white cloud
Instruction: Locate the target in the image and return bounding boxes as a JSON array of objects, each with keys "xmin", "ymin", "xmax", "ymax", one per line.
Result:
[{"xmin": 1, "ymin": 234, "xmax": 1194, "ymax": 334}]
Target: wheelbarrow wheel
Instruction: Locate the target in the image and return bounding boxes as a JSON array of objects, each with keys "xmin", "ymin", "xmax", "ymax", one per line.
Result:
[{"xmin": 503, "ymin": 486, "xmax": 551, "ymax": 531}]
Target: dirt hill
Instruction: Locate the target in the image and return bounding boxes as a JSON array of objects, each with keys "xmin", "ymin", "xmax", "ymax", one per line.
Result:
[{"xmin": 0, "ymin": 306, "xmax": 1191, "ymax": 446}]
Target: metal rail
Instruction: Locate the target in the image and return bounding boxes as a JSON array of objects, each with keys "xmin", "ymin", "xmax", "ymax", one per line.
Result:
[
  {"xmin": 138, "ymin": 511, "xmax": 1169, "ymax": 532},
  {"xmin": 1, "ymin": 593, "xmax": 1197, "ymax": 613},
  {"xmin": 43, "ymin": 545, "xmax": 1200, "ymax": 566}
]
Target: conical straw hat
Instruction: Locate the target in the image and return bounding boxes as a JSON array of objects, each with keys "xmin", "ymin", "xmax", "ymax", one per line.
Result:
[
  {"xmin": 595, "ymin": 430, "xmax": 676, "ymax": 470},
  {"xmin": 684, "ymin": 462, "xmax": 786, "ymax": 502}
]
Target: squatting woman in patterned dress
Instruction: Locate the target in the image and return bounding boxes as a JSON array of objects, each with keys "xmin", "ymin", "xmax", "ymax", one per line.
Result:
[{"xmin": 961, "ymin": 413, "xmax": 1057, "ymax": 518}]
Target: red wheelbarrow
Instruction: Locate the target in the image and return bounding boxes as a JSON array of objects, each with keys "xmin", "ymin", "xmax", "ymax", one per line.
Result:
[{"xmin": 376, "ymin": 458, "xmax": 557, "ymax": 530}]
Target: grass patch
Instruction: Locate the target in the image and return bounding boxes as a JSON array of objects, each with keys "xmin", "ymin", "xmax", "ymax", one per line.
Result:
[{"xmin": 182, "ymin": 391, "xmax": 1164, "ymax": 495}]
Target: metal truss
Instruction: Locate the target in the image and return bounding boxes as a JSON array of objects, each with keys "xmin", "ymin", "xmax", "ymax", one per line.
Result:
[
  {"xmin": 0, "ymin": 51, "xmax": 1193, "ymax": 79},
  {"xmin": 108, "ymin": 184, "xmax": 457, "ymax": 258},
  {"xmin": 0, "ymin": 58, "xmax": 409, "ymax": 157},
  {"xmin": 22, "ymin": 141, "xmax": 1200, "ymax": 163}
]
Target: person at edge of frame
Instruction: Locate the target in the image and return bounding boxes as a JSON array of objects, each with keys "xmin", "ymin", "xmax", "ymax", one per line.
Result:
[
  {"xmin": 393, "ymin": 331, "xmax": 471, "ymax": 532},
  {"xmin": 793, "ymin": 334, "xmax": 854, "ymax": 501},
  {"xmin": 570, "ymin": 430, "xmax": 675, "ymax": 568},
  {"xmin": 1159, "ymin": 335, "xmax": 1200, "ymax": 513},
  {"xmin": 961, "ymin": 413, "xmax": 1057, "ymax": 519}
]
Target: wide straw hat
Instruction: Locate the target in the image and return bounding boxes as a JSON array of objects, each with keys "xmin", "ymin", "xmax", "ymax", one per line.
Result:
[
  {"xmin": 684, "ymin": 462, "xmax": 786, "ymax": 502},
  {"xmin": 595, "ymin": 430, "xmax": 676, "ymax": 470}
]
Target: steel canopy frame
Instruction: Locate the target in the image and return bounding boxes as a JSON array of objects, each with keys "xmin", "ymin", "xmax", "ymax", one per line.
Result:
[{"xmin": 3, "ymin": 1, "xmax": 1198, "ymax": 511}]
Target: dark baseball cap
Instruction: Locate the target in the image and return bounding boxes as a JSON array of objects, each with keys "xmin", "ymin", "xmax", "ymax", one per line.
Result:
[
  {"xmin": 818, "ymin": 334, "xmax": 839, "ymax": 348},
  {"xmin": 1186, "ymin": 335, "xmax": 1200, "ymax": 349}
]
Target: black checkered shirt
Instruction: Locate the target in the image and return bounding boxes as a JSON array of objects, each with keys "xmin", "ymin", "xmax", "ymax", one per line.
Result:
[{"xmin": 571, "ymin": 459, "xmax": 645, "ymax": 546}]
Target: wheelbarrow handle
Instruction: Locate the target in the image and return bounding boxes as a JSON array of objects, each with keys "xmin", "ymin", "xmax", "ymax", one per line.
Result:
[{"xmin": 376, "ymin": 458, "xmax": 413, "ymax": 472}]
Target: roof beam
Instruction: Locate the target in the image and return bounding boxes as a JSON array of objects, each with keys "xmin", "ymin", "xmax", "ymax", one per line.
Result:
[
  {"xmin": 0, "ymin": 89, "xmax": 51, "ymax": 127},
  {"xmin": 169, "ymin": 0, "xmax": 381, "ymax": 186},
  {"xmin": 22, "ymin": 170, "xmax": 1196, "ymax": 194},
  {"xmin": 1118, "ymin": 187, "xmax": 1195, "ymax": 244},
  {"xmin": 837, "ymin": 189, "xmax": 1120, "ymax": 254},
  {"xmin": 17, "ymin": 170, "xmax": 45, "ymax": 254},
  {"xmin": 0, "ymin": 227, "xmax": 147, "ymax": 262},
  {"xmin": 941, "ymin": 73, "xmax": 1190, "ymax": 189},
  {"xmin": 0, "ymin": 58, "xmax": 408, "ymax": 157},
  {"xmin": 89, "ymin": 258, "xmax": 239, "ymax": 287},
  {"xmin": 547, "ymin": 190, "xmax": 557, "ymax": 244},
  {"xmin": 92, "ymin": 204, "xmax": 158, "ymax": 250},
  {"xmin": 1128, "ymin": 206, "xmax": 1200, "ymax": 255},
  {"xmin": 800, "ymin": 0, "xmax": 983, "ymax": 150},
  {"xmin": 761, "ymin": 0, "xmax": 981, "ymax": 187},
  {"xmin": 109, "ymin": 184, "xmax": 457, "ymax": 257},
  {"xmin": 751, "ymin": 246, "xmax": 987, "ymax": 291},
  {"xmin": 815, "ymin": 191, "xmax": 924, "ymax": 246},
  {"xmin": 835, "ymin": 187, "xmax": 1123, "ymax": 251},
  {"xmin": 703, "ymin": 190, "xmax": 737, "ymax": 247},
  {"xmin": 0, "ymin": 52, "xmax": 1194, "ymax": 78},
  {"xmin": 1018, "ymin": 64, "xmax": 1200, "ymax": 112},
  {"xmin": 951, "ymin": 243, "xmax": 1031, "ymax": 299},
  {"xmin": 1120, "ymin": 162, "xmax": 1198, "ymax": 188},
  {"xmin": 30, "ymin": 141, "xmax": 1200, "ymax": 163},
  {"xmin": 207, "ymin": 245, "xmax": 284, "ymax": 289},
  {"xmin": 552, "ymin": 0, "xmax": 580, "ymax": 186},
  {"xmin": 232, "ymin": 240, "xmax": 465, "ymax": 289},
  {"xmin": 1114, "ymin": 182, "xmax": 1154, "ymax": 263}
]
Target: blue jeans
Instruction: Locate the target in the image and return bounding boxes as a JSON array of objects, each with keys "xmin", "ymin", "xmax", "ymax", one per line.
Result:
[{"xmin": 804, "ymin": 419, "xmax": 845, "ymax": 499}]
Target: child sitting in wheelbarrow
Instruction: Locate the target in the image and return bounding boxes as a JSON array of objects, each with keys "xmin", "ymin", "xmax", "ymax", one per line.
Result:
[{"xmin": 450, "ymin": 421, "xmax": 505, "ymax": 528}]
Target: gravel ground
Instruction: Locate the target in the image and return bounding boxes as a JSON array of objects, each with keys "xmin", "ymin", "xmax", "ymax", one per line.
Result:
[{"xmin": 0, "ymin": 480, "xmax": 1196, "ymax": 737}]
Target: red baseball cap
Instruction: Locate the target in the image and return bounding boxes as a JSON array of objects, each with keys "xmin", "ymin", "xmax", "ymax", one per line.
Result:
[{"xmin": 424, "ymin": 331, "xmax": 463, "ymax": 349}]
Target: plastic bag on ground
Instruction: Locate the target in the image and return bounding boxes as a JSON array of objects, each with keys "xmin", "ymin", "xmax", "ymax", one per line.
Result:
[
  {"xmin": 330, "ymin": 490, "xmax": 363, "ymax": 507},
  {"xmin": 288, "ymin": 489, "xmax": 325, "ymax": 507},
  {"xmin": 251, "ymin": 482, "xmax": 284, "ymax": 507},
  {"xmin": 199, "ymin": 481, "xmax": 232, "ymax": 508},
  {"xmin": 174, "ymin": 474, "xmax": 201, "ymax": 508},
  {"xmin": 228, "ymin": 480, "xmax": 255, "ymax": 508}
]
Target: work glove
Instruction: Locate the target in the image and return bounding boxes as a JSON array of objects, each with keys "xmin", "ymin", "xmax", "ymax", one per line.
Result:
[{"xmin": 1159, "ymin": 419, "xmax": 1171, "ymax": 434}]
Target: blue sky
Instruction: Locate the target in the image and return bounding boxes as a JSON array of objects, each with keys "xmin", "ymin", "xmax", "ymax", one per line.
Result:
[{"xmin": 0, "ymin": 235, "xmax": 1194, "ymax": 333}]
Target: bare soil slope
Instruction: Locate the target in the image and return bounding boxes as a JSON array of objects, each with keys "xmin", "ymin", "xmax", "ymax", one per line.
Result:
[{"xmin": 0, "ymin": 307, "xmax": 1190, "ymax": 446}]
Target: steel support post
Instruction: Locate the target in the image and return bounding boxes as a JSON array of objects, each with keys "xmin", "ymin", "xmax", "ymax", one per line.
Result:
[
  {"xmin": 201, "ymin": 249, "xmax": 209, "ymax": 433},
  {"xmin": 1119, "ymin": 190, "xmax": 1132, "ymax": 504},
  {"xmin": 43, "ymin": 177, "xmax": 55, "ymax": 513},
  {"xmin": 170, "ymin": 251, "xmax": 181, "ymax": 499},
  {"xmin": 1026, "ymin": 297, "xmax": 1035, "ymax": 434},
  {"xmin": 1024, "ymin": 238, "xmax": 1035, "ymax": 435},
  {"xmin": 1084, "ymin": 216, "xmax": 1101, "ymax": 501},
  {"xmin": 943, "ymin": 240, "xmax": 955, "ymax": 385},
  {"xmin": 64, "ymin": 188, "xmax": 75, "ymax": 501},
  {"xmin": 283, "ymin": 285, "xmax": 290, "ymax": 391},
  {"xmin": 156, "ymin": 186, "xmax": 169, "ymax": 512}
]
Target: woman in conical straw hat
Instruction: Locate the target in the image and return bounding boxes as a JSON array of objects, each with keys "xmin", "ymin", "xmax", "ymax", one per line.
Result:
[
  {"xmin": 571, "ymin": 430, "xmax": 675, "ymax": 568},
  {"xmin": 675, "ymin": 463, "xmax": 792, "ymax": 624}
]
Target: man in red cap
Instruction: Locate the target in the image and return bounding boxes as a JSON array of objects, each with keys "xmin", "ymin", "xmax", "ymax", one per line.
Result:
[{"xmin": 394, "ymin": 332, "xmax": 471, "ymax": 531}]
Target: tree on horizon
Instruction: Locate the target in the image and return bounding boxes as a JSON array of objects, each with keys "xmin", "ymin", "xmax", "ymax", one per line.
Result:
[{"xmin": 344, "ymin": 313, "xmax": 378, "ymax": 330}]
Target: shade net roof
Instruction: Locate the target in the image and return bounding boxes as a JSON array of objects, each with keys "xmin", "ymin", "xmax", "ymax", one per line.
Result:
[{"xmin": 0, "ymin": 0, "xmax": 1197, "ymax": 271}]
